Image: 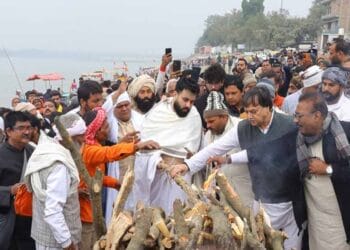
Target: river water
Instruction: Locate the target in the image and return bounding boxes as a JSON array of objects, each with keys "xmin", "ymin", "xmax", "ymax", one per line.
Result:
[{"xmin": 0, "ymin": 55, "xmax": 160, "ymax": 107}]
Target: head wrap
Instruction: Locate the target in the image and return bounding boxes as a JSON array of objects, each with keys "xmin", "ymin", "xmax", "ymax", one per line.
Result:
[
  {"xmin": 54, "ymin": 113, "xmax": 87, "ymax": 141},
  {"xmin": 243, "ymin": 76, "xmax": 257, "ymax": 87},
  {"xmin": 127, "ymin": 74, "xmax": 156, "ymax": 98},
  {"xmin": 166, "ymin": 79, "xmax": 178, "ymax": 93},
  {"xmin": 85, "ymin": 107, "xmax": 107, "ymax": 145},
  {"xmin": 14, "ymin": 102, "xmax": 36, "ymax": 112},
  {"xmin": 114, "ymin": 92, "xmax": 131, "ymax": 108},
  {"xmin": 301, "ymin": 65, "xmax": 323, "ymax": 88},
  {"xmin": 257, "ymin": 78, "xmax": 275, "ymax": 99},
  {"xmin": 204, "ymin": 91, "xmax": 228, "ymax": 118},
  {"xmin": 322, "ymin": 67, "xmax": 348, "ymax": 87}
]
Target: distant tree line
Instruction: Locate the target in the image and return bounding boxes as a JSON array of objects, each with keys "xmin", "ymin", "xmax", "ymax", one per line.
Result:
[{"xmin": 197, "ymin": 0, "xmax": 326, "ymax": 50}]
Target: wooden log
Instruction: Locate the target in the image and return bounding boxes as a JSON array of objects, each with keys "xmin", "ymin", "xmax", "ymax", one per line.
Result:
[
  {"xmin": 243, "ymin": 219, "xmax": 266, "ymax": 250},
  {"xmin": 126, "ymin": 206, "xmax": 153, "ymax": 250},
  {"xmin": 173, "ymin": 199, "xmax": 190, "ymax": 249},
  {"xmin": 158, "ymin": 162, "xmax": 199, "ymax": 205},
  {"xmin": 93, "ymin": 235, "xmax": 106, "ymax": 250},
  {"xmin": 215, "ymin": 172, "xmax": 249, "ymax": 221},
  {"xmin": 153, "ymin": 208, "xmax": 171, "ymax": 238},
  {"xmin": 208, "ymin": 205, "xmax": 237, "ymax": 250},
  {"xmin": 216, "ymin": 172, "xmax": 286, "ymax": 250},
  {"xmin": 256, "ymin": 207, "xmax": 266, "ymax": 244},
  {"xmin": 55, "ymin": 117, "xmax": 106, "ymax": 238},
  {"xmin": 264, "ymin": 224, "xmax": 288, "ymax": 250},
  {"xmin": 111, "ymin": 167, "xmax": 135, "ymax": 219},
  {"xmin": 105, "ymin": 211, "xmax": 133, "ymax": 250}
]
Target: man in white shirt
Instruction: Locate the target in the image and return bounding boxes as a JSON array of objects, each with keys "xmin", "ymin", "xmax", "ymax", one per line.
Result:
[
  {"xmin": 25, "ymin": 113, "xmax": 86, "ymax": 250},
  {"xmin": 321, "ymin": 67, "xmax": 350, "ymax": 121},
  {"xmin": 171, "ymin": 86, "xmax": 305, "ymax": 250}
]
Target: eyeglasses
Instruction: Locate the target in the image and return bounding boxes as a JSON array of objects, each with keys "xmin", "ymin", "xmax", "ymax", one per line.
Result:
[
  {"xmin": 12, "ymin": 126, "xmax": 33, "ymax": 132},
  {"xmin": 293, "ymin": 111, "xmax": 316, "ymax": 120}
]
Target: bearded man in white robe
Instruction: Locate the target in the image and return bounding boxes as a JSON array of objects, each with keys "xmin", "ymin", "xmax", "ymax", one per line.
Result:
[{"xmin": 133, "ymin": 77, "xmax": 202, "ymax": 215}]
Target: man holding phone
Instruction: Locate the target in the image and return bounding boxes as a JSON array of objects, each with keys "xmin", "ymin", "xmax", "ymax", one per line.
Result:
[{"xmin": 155, "ymin": 48, "xmax": 173, "ymax": 97}]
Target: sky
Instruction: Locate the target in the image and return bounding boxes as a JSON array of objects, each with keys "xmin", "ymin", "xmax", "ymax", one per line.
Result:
[{"xmin": 0, "ymin": 0, "xmax": 313, "ymax": 57}]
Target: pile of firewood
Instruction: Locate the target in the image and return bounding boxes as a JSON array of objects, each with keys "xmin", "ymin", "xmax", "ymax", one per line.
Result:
[
  {"xmin": 93, "ymin": 164, "xmax": 287, "ymax": 250},
  {"xmin": 55, "ymin": 97, "xmax": 286, "ymax": 250}
]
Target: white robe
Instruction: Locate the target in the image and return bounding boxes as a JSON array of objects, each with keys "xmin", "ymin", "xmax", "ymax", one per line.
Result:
[
  {"xmin": 327, "ymin": 93, "xmax": 350, "ymax": 122},
  {"xmin": 103, "ymin": 96, "xmax": 144, "ymax": 225},
  {"xmin": 133, "ymin": 98, "xmax": 202, "ymax": 215}
]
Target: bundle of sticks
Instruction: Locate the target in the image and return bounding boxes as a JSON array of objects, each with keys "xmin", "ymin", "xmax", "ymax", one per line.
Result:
[
  {"xmin": 94, "ymin": 163, "xmax": 287, "ymax": 250},
  {"xmin": 56, "ymin": 117, "xmax": 286, "ymax": 250}
]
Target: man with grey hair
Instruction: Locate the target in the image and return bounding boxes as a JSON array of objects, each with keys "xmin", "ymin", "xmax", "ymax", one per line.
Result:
[
  {"xmin": 25, "ymin": 113, "xmax": 86, "ymax": 250},
  {"xmin": 321, "ymin": 67, "xmax": 350, "ymax": 121}
]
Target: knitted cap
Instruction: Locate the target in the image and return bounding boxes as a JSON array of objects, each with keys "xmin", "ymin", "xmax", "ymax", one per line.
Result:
[
  {"xmin": 204, "ymin": 91, "xmax": 228, "ymax": 118},
  {"xmin": 257, "ymin": 78, "xmax": 275, "ymax": 99}
]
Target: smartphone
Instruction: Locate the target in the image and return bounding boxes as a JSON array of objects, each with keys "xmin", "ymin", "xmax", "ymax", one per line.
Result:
[
  {"xmin": 165, "ymin": 48, "xmax": 172, "ymax": 55},
  {"xmin": 191, "ymin": 67, "xmax": 201, "ymax": 83},
  {"xmin": 173, "ymin": 60, "xmax": 181, "ymax": 72}
]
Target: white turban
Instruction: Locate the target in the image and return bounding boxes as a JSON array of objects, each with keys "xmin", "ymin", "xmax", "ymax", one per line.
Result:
[
  {"xmin": 114, "ymin": 92, "xmax": 131, "ymax": 107},
  {"xmin": 53, "ymin": 113, "xmax": 87, "ymax": 141},
  {"xmin": 127, "ymin": 74, "xmax": 156, "ymax": 98}
]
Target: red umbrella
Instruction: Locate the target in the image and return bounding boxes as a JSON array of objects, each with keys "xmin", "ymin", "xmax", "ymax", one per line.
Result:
[
  {"xmin": 26, "ymin": 73, "xmax": 64, "ymax": 81},
  {"xmin": 26, "ymin": 73, "xmax": 65, "ymax": 90}
]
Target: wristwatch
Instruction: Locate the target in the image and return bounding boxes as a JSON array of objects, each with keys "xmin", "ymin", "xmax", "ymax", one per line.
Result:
[{"xmin": 326, "ymin": 165, "xmax": 333, "ymax": 176}]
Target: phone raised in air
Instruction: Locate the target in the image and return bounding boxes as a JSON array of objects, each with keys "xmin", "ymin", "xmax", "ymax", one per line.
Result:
[
  {"xmin": 172, "ymin": 60, "xmax": 181, "ymax": 72},
  {"xmin": 191, "ymin": 67, "xmax": 201, "ymax": 83},
  {"xmin": 165, "ymin": 48, "xmax": 172, "ymax": 55}
]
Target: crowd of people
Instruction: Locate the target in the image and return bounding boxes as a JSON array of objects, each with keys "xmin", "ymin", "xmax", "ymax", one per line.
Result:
[{"xmin": 0, "ymin": 37, "xmax": 350, "ymax": 250}]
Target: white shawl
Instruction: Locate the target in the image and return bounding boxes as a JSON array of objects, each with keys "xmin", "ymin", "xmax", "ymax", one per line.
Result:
[{"xmin": 24, "ymin": 132, "xmax": 80, "ymax": 202}]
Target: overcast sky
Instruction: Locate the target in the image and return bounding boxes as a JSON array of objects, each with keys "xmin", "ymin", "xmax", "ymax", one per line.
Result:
[{"xmin": 0, "ymin": 0, "xmax": 312, "ymax": 56}]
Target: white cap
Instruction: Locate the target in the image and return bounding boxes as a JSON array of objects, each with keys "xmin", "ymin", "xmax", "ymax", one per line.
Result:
[{"xmin": 301, "ymin": 65, "xmax": 323, "ymax": 88}]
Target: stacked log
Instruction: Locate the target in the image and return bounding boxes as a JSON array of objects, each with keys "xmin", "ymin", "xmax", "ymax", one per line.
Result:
[{"xmin": 95, "ymin": 162, "xmax": 287, "ymax": 250}]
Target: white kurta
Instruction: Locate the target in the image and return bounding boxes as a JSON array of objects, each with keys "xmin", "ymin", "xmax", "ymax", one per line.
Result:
[
  {"xmin": 133, "ymin": 98, "xmax": 202, "ymax": 215},
  {"xmin": 306, "ymin": 139, "xmax": 349, "ymax": 250},
  {"xmin": 327, "ymin": 93, "xmax": 350, "ymax": 122},
  {"xmin": 104, "ymin": 96, "xmax": 144, "ymax": 225}
]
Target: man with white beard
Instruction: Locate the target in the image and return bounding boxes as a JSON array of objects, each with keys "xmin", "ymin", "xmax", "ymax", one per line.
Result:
[
  {"xmin": 103, "ymin": 91, "xmax": 143, "ymax": 224},
  {"xmin": 133, "ymin": 77, "xmax": 202, "ymax": 215}
]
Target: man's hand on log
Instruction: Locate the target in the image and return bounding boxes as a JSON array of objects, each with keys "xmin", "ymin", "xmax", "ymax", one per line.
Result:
[
  {"xmin": 135, "ymin": 140, "xmax": 160, "ymax": 151},
  {"xmin": 170, "ymin": 164, "xmax": 189, "ymax": 178},
  {"xmin": 207, "ymin": 156, "xmax": 227, "ymax": 166}
]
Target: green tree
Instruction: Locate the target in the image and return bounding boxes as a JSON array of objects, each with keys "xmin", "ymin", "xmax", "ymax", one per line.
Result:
[{"xmin": 241, "ymin": 0, "xmax": 264, "ymax": 19}]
